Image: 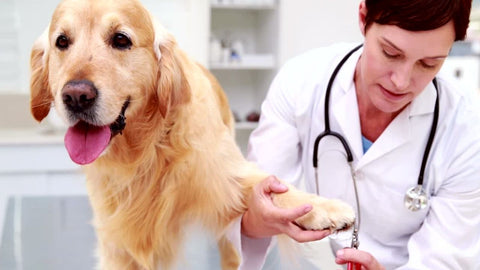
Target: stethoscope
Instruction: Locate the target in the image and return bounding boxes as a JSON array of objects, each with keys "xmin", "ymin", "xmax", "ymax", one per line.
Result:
[{"xmin": 312, "ymin": 44, "xmax": 439, "ymax": 259}]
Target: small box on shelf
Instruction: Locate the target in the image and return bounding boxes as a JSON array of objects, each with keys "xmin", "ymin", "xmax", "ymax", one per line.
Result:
[
  {"xmin": 211, "ymin": 0, "xmax": 276, "ymax": 10},
  {"xmin": 209, "ymin": 53, "xmax": 275, "ymax": 70}
]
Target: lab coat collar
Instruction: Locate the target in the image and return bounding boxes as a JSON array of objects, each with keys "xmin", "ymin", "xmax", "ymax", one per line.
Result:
[
  {"xmin": 337, "ymin": 45, "xmax": 363, "ymax": 95},
  {"xmin": 357, "ymin": 83, "xmax": 437, "ymax": 169},
  {"xmin": 358, "ymin": 107, "xmax": 411, "ymax": 168},
  {"xmin": 409, "ymin": 81, "xmax": 437, "ymax": 117}
]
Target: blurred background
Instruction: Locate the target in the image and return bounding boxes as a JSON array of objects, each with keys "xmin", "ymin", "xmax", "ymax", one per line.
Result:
[{"xmin": 1, "ymin": 0, "xmax": 479, "ymax": 269}]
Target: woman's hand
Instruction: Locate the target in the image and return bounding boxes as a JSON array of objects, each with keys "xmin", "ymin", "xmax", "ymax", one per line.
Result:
[
  {"xmin": 336, "ymin": 248, "xmax": 385, "ymax": 270},
  {"xmin": 241, "ymin": 175, "xmax": 331, "ymax": 242}
]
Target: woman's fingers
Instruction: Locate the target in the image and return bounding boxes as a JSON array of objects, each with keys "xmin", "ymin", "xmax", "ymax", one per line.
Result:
[
  {"xmin": 243, "ymin": 175, "xmax": 331, "ymax": 242},
  {"xmin": 261, "ymin": 175, "xmax": 289, "ymax": 194},
  {"xmin": 284, "ymin": 223, "xmax": 331, "ymax": 242},
  {"xmin": 269, "ymin": 202, "xmax": 331, "ymax": 242},
  {"xmin": 270, "ymin": 203, "xmax": 312, "ymax": 223}
]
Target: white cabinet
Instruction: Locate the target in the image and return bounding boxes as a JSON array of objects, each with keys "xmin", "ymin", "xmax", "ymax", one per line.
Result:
[
  {"xmin": 208, "ymin": 1, "xmax": 279, "ymax": 153},
  {"xmin": 0, "ymin": 136, "xmax": 86, "ymax": 243}
]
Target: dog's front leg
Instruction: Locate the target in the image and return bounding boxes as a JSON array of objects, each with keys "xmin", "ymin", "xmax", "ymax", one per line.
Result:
[{"xmin": 218, "ymin": 235, "xmax": 240, "ymax": 270}]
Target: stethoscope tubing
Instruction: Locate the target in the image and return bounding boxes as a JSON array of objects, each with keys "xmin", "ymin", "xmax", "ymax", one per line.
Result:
[
  {"xmin": 417, "ymin": 79, "xmax": 439, "ymax": 186},
  {"xmin": 312, "ymin": 45, "xmax": 362, "ymax": 169}
]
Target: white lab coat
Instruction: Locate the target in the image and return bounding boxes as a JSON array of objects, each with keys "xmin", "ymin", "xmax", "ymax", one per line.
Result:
[{"xmin": 228, "ymin": 43, "xmax": 480, "ymax": 269}]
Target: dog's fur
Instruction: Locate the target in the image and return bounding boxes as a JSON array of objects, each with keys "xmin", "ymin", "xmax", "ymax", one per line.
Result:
[{"xmin": 30, "ymin": 0, "xmax": 355, "ymax": 269}]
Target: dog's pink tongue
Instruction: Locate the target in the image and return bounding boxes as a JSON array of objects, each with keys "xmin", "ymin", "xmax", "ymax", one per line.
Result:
[{"xmin": 64, "ymin": 122, "xmax": 111, "ymax": 165}]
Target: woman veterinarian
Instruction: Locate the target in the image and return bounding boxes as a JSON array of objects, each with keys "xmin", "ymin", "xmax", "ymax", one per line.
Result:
[{"xmin": 230, "ymin": 0, "xmax": 480, "ymax": 269}]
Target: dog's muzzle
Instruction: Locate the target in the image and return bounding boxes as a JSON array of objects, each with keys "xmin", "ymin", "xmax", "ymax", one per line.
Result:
[{"xmin": 61, "ymin": 80, "xmax": 131, "ymax": 165}]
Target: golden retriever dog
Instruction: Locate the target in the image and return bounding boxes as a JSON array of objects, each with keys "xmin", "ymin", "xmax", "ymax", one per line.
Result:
[{"xmin": 29, "ymin": 0, "xmax": 355, "ymax": 269}]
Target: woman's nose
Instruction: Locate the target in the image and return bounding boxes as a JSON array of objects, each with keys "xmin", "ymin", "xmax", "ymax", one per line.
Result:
[{"xmin": 391, "ymin": 64, "xmax": 413, "ymax": 91}]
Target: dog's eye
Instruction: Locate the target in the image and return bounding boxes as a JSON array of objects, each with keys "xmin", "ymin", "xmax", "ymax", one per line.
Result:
[
  {"xmin": 55, "ymin": 35, "xmax": 70, "ymax": 50},
  {"xmin": 111, "ymin": 33, "xmax": 132, "ymax": 50}
]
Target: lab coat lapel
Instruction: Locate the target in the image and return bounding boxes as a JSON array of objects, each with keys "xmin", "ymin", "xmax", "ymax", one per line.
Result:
[
  {"xmin": 357, "ymin": 108, "xmax": 411, "ymax": 169},
  {"xmin": 356, "ymin": 83, "xmax": 437, "ymax": 169},
  {"xmin": 332, "ymin": 87, "xmax": 364, "ymax": 162},
  {"xmin": 330, "ymin": 46, "xmax": 364, "ymax": 162}
]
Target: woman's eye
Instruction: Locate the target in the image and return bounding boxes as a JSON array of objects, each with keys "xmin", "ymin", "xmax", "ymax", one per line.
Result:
[
  {"xmin": 383, "ymin": 49, "xmax": 399, "ymax": 59},
  {"xmin": 420, "ymin": 61, "xmax": 437, "ymax": 69},
  {"xmin": 111, "ymin": 33, "xmax": 132, "ymax": 50},
  {"xmin": 55, "ymin": 35, "xmax": 70, "ymax": 50}
]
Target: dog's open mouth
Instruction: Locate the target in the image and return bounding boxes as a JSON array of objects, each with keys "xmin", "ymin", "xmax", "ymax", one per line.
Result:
[{"xmin": 64, "ymin": 98, "xmax": 130, "ymax": 165}]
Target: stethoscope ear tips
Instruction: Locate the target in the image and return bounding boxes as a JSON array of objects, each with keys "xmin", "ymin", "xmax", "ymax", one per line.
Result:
[{"xmin": 404, "ymin": 185, "xmax": 428, "ymax": 211}]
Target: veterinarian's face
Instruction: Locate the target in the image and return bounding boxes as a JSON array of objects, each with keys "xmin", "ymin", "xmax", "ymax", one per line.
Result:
[
  {"xmin": 356, "ymin": 20, "xmax": 454, "ymax": 114},
  {"xmin": 47, "ymin": 0, "xmax": 158, "ymax": 126}
]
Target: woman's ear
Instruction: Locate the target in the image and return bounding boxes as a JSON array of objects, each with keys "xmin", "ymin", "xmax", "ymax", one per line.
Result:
[
  {"xmin": 153, "ymin": 21, "xmax": 191, "ymax": 118},
  {"xmin": 30, "ymin": 28, "xmax": 53, "ymax": 122},
  {"xmin": 358, "ymin": 1, "xmax": 368, "ymax": 36}
]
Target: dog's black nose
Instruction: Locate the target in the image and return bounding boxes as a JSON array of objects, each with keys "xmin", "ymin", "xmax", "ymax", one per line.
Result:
[{"xmin": 62, "ymin": 80, "xmax": 98, "ymax": 112}]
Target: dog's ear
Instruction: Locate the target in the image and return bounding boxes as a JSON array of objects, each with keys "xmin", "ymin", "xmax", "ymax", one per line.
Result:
[
  {"xmin": 153, "ymin": 21, "xmax": 191, "ymax": 118},
  {"xmin": 30, "ymin": 27, "xmax": 52, "ymax": 122}
]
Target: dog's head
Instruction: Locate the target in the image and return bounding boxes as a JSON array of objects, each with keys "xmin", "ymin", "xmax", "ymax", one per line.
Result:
[{"xmin": 30, "ymin": 0, "xmax": 190, "ymax": 165}]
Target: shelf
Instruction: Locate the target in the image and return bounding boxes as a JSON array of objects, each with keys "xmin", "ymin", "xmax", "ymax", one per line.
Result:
[
  {"xmin": 209, "ymin": 0, "xmax": 277, "ymax": 143},
  {"xmin": 235, "ymin": 121, "xmax": 258, "ymax": 130},
  {"xmin": 209, "ymin": 62, "xmax": 274, "ymax": 70},
  {"xmin": 209, "ymin": 54, "xmax": 276, "ymax": 70},
  {"xmin": 211, "ymin": 2, "xmax": 276, "ymax": 10}
]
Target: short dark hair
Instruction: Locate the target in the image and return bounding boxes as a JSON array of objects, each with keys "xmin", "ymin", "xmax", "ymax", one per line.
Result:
[{"xmin": 364, "ymin": 0, "xmax": 472, "ymax": 41}]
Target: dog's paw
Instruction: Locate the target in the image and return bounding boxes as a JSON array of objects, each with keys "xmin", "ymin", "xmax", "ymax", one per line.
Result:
[
  {"xmin": 273, "ymin": 190, "xmax": 355, "ymax": 233},
  {"xmin": 295, "ymin": 196, "xmax": 355, "ymax": 232}
]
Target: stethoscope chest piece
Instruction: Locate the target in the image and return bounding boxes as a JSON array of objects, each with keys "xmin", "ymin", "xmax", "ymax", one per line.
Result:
[{"xmin": 404, "ymin": 185, "xmax": 428, "ymax": 211}]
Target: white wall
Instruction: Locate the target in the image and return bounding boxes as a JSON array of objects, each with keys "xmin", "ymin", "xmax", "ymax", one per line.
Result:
[
  {"xmin": 278, "ymin": 0, "xmax": 363, "ymax": 65},
  {"xmin": 2, "ymin": 0, "xmax": 60, "ymax": 94},
  {"xmin": 2, "ymin": 0, "xmax": 362, "ymax": 93},
  {"xmin": 142, "ymin": 0, "xmax": 209, "ymax": 66},
  {"xmin": 1, "ymin": 0, "xmax": 207, "ymax": 94}
]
